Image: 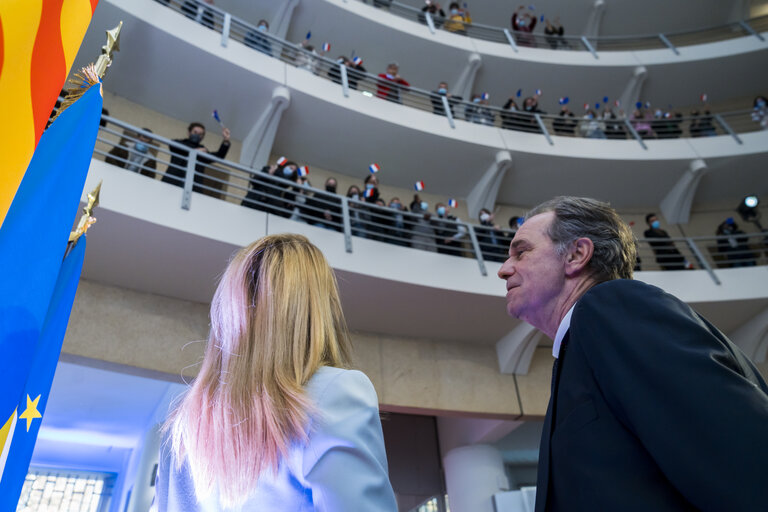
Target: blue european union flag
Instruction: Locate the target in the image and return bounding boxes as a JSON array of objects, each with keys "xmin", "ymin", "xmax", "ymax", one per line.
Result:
[{"xmin": 0, "ymin": 83, "xmax": 102, "ymax": 506}]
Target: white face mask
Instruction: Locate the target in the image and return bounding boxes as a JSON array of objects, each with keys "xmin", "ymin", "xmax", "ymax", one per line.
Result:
[{"xmin": 480, "ymin": 212, "xmax": 491, "ymax": 222}]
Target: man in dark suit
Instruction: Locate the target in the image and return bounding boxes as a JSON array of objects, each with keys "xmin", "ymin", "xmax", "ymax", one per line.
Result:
[{"xmin": 497, "ymin": 196, "xmax": 768, "ymax": 511}]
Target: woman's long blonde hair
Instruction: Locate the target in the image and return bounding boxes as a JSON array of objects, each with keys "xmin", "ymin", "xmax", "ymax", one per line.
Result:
[{"xmin": 166, "ymin": 234, "xmax": 353, "ymax": 507}]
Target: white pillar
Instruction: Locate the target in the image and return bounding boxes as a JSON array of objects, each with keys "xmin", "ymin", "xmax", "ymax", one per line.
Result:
[
  {"xmin": 730, "ymin": 307, "xmax": 768, "ymax": 363},
  {"xmin": 582, "ymin": 0, "xmax": 605, "ymax": 38},
  {"xmin": 659, "ymin": 159, "xmax": 708, "ymax": 225},
  {"xmin": 270, "ymin": 0, "xmax": 300, "ymax": 40},
  {"xmin": 453, "ymin": 53, "xmax": 482, "ymax": 102},
  {"xmin": 444, "ymin": 444, "xmax": 509, "ymax": 512},
  {"xmin": 239, "ymin": 86, "xmax": 291, "ymax": 170},
  {"xmin": 126, "ymin": 423, "xmax": 162, "ymax": 512},
  {"xmin": 497, "ymin": 321, "xmax": 543, "ymax": 375},
  {"xmin": 618, "ymin": 66, "xmax": 647, "ymax": 114},
  {"xmin": 466, "ymin": 151, "xmax": 512, "ymax": 220}
]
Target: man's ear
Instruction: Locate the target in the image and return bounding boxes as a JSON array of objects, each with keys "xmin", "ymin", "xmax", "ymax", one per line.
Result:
[{"xmin": 565, "ymin": 237, "xmax": 594, "ymax": 277}]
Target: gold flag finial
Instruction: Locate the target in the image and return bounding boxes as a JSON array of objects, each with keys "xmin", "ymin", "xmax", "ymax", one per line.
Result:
[
  {"xmin": 69, "ymin": 181, "xmax": 102, "ymax": 244},
  {"xmin": 94, "ymin": 21, "xmax": 123, "ymax": 78}
]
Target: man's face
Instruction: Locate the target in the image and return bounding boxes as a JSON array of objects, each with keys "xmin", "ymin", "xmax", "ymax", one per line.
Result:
[
  {"xmin": 498, "ymin": 212, "xmax": 568, "ymax": 324},
  {"xmin": 647, "ymin": 215, "xmax": 658, "ymax": 227},
  {"xmin": 386, "ymin": 65, "xmax": 398, "ymax": 76}
]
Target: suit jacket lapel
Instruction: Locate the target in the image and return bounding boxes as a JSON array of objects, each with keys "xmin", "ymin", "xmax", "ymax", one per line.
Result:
[{"xmin": 534, "ymin": 332, "xmax": 569, "ymax": 512}]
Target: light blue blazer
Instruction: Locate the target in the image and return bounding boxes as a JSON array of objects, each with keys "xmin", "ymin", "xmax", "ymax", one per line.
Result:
[{"xmin": 152, "ymin": 367, "xmax": 397, "ymax": 511}]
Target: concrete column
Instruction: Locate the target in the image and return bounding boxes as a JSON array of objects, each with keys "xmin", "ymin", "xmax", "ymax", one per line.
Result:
[
  {"xmin": 618, "ymin": 66, "xmax": 647, "ymax": 114},
  {"xmin": 497, "ymin": 321, "xmax": 543, "ymax": 375},
  {"xmin": 269, "ymin": 0, "xmax": 300, "ymax": 40},
  {"xmin": 443, "ymin": 444, "xmax": 510, "ymax": 512},
  {"xmin": 582, "ymin": 0, "xmax": 605, "ymax": 38},
  {"xmin": 660, "ymin": 159, "xmax": 709, "ymax": 225},
  {"xmin": 239, "ymin": 86, "xmax": 291, "ymax": 170},
  {"xmin": 730, "ymin": 307, "xmax": 768, "ymax": 363},
  {"xmin": 466, "ymin": 151, "xmax": 512, "ymax": 221},
  {"xmin": 453, "ymin": 53, "xmax": 483, "ymax": 102}
]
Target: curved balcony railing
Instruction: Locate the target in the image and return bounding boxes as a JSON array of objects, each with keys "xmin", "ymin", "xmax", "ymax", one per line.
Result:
[
  {"xmin": 90, "ymin": 113, "xmax": 768, "ymax": 283},
  {"xmin": 360, "ymin": 0, "xmax": 768, "ymax": 55},
  {"xmin": 150, "ymin": 0, "xmax": 768, "ymax": 149}
]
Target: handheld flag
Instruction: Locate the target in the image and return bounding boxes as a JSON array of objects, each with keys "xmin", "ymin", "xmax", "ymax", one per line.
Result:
[
  {"xmin": 558, "ymin": 96, "xmax": 569, "ymax": 105},
  {"xmin": 540, "ymin": 14, "xmax": 544, "ymax": 22},
  {"xmin": 635, "ymin": 101, "xmax": 643, "ymax": 109},
  {"xmin": 448, "ymin": 198, "xmax": 457, "ymax": 208},
  {"xmin": 644, "ymin": 101, "xmax": 651, "ymax": 108},
  {"xmin": 306, "ymin": 31, "xmax": 312, "ymax": 40},
  {"xmin": 0, "ymin": 0, "xmax": 101, "ymax": 227},
  {"xmin": 298, "ymin": 165, "xmax": 309, "ymax": 177},
  {"xmin": 353, "ymin": 56, "xmax": 363, "ymax": 66},
  {"xmin": 364, "ymin": 187, "xmax": 375, "ymax": 199},
  {"xmin": 595, "ymin": 102, "xmax": 601, "ymax": 109},
  {"xmin": 0, "ymin": 79, "xmax": 103, "ymax": 508},
  {"xmin": 535, "ymin": 88, "xmax": 542, "ymax": 96},
  {"xmin": 480, "ymin": 92, "xmax": 490, "ymax": 100},
  {"xmin": 414, "ymin": 181, "xmax": 425, "ymax": 192},
  {"xmin": 700, "ymin": 93, "xmax": 708, "ymax": 103},
  {"xmin": 516, "ymin": 88, "xmax": 522, "ymax": 98},
  {"xmin": 583, "ymin": 103, "xmax": 590, "ymax": 111},
  {"xmin": 603, "ymin": 96, "xmax": 609, "ymax": 103},
  {"xmin": 369, "ymin": 163, "xmax": 380, "ymax": 174},
  {"xmin": 614, "ymin": 99, "xmax": 621, "ymax": 107},
  {"xmin": 212, "ymin": 109, "xmax": 225, "ymax": 128},
  {"xmin": 276, "ymin": 156, "xmax": 287, "ymax": 166},
  {"xmin": 322, "ymin": 42, "xmax": 331, "ymax": 52}
]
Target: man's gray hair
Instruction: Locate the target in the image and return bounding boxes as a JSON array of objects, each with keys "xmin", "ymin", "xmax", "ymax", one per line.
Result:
[{"xmin": 526, "ymin": 196, "xmax": 636, "ymax": 282}]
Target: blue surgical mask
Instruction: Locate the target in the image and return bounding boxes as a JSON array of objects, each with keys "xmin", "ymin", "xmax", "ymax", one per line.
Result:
[
  {"xmin": 386, "ymin": 73, "xmax": 395, "ymax": 80},
  {"xmin": 365, "ymin": 183, "xmax": 375, "ymax": 190},
  {"xmin": 758, "ymin": 99, "xmax": 767, "ymax": 108},
  {"xmin": 421, "ymin": 201, "xmax": 428, "ymax": 211},
  {"xmin": 651, "ymin": 220, "xmax": 660, "ymax": 229},
  {"xmin": 390, "ymin": 203, "xmax": 401, "ymax": 210},
  {"xmin": 351, "ymin": 193, "xmax": 360, "ymax": 200},
  {"xmin": 473, "ymin": 97, "xmax": 481, "ymax": 103},
  {"xmin": 438, "ymin": 88, "xmax": 447, "ymax": 94},
  {"xmin": 451, "ymin": 9, "xmax": 459, "ymax": 14},
  {"xmin": 283, "ymin": 167, "xmax": 294, "ymax": 177},
  {"xmin": 258, "ymin": 24, "xmax": 267, "ymax": 32},
  {"xmin": 518, "ymin": 19, "xmax": 526, "ymax": 27},
  {"xmin": 134, "ymin": 142, "xmax": 148, "ymax": 153},
  {"xmin": 437, "ymin": 206, "xmax": 446, "ymax": 216}
]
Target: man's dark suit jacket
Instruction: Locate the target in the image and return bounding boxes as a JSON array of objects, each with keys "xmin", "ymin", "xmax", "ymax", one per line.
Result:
[{"xmin": 535, "ymin": 279, "xmax": 768, "ymax": 511}]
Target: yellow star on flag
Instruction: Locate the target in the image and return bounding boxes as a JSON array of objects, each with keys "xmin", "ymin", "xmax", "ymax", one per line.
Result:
[{"xmin": 18, "ymin": 395, "xmax": 42, "ymax": 432}]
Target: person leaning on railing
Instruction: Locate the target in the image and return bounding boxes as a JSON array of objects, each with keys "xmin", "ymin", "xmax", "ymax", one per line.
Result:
[
  {"xmin": 432, "ymin": 203, "xmax": 467, "ymax": 256},
  {"xmin": 105, "ymin": 127, "xmax": 158, "ymax": 179},
  {"xmin": 162, "ymin": 121, "xmax": 231, "ymax": 192}
]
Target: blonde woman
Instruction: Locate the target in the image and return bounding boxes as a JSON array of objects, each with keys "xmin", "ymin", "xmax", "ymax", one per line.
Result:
[{"xmin": 152, "ymin": 234, "xmax": 396, "ymax": 511}]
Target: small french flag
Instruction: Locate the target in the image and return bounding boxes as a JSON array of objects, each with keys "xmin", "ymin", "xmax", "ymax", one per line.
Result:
[
  {"xmin": 516, "ymin": 88, "xmax": 522, "ymax": 98},
  {"xmin": 322, "ymin": 42, "xmax": 331, "ymax": 52},
  {"xmin": 414, "ymin": 181, "xmax": 425, "ymax": 191},
  {"xmin": 212, "ymin": 109, "xmax": 222, "ymax": 123},
  {"xmin": 480, "ymin": 92, "xmax": 490, "ymax": 100},
  {"xmin": 364, "ymin": 187, "xmax": 375, "ymax": 199},
  {"xmin": 276, "ymin": 156, "xmax": 287, "ymax": 166},
  {"xmin": 614, "ymin": 99, "xmax": 621, "ymax": 107},
  {"xmin": 558, "ymin": 96, "xmax": 569, "ymax": 105},
  {"xmin": 583, "ymin": 103, "xmax": 590, "ymax": 110},
  {"xmin": 369, "ymin": 163, "xmax": 380, "ymax": 173},
  {"xmin": 535, "ymin": 88, "xmax": 542, "ymax": 96},
  {"xmin": 448, "ymin": 198, "xmax": 457, "ymax": 208},
  {"xmin": 353, "ymin": 56, "xmax": 363, "ymax": 66},
  {"xmin": 298, "ymin": 165, "xmax": 309, "ymax": 177},
  {"xmin": 700, "ymin": 93, "xmax": 708, "ymax": 102},
  {"xmin": 305, "ymin": 31, "xmax": 312, "ymax": 40}
]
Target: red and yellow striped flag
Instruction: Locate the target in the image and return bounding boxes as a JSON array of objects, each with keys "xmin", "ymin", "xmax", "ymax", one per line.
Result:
[{"xmin": 0, "ymin": 0, "xmax": 99, "ymax": 226}]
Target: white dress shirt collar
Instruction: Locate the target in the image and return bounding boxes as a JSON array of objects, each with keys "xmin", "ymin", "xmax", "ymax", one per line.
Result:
[{"xmin": 553, "ymin": 303, "xmax": 576, "ymax": 358}]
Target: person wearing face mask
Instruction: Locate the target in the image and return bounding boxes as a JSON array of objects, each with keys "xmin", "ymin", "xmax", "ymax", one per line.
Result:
[
  {"xmin": 579, "ymin": 109, "xmax": 606, "ymax": 139},
  {"xmin": 305, "ymin": 178, "xmax": 342, "ymax": 231},
  {"xmin": 516, "ymin": 96, "xmax": 545, "ymax": 133},
  {"xmin": 164, "ymin": 122, "xmax": 231, "ymax": 193},
  {"xmin": 106, "ymin": 127, "xmax": 157, "ymax": 179},
  {"xmin": 715, "ymin": 218, "xmax": 757, "ymax": 267},
  {"xmin": 444, "ymin": 2, "xmax": 472, "ymax": 34},
  {"xmin": 644, "ymin": 213, "xmax": 686, "ymax": 270},
  {"xmin": 500, "ymin": 97, "xmax": 527, "ymax": 131},
  {"xmin": 409, "ymin": 195, "xmax": 437, "ymax": 252},
  {"xmin": 511, "ymin": 5, "xmax": 537, "ymax": 47},
  {"xmin": 430, "ymin": 81, "xmax": 462, "ymax": 116},
  {"xmin": 346, "ymin": 185, "xmax": 367, "ymax": 239},
  {"xmin": 376, "ymin": 63, "xmax": 410, "ymax": 104},
  {"xmin": 752, "ymin": 95, "xmax": 768, "ymax": 130},
  {"xmin": 465, "ymin": 94, "xmax": 495, "ymax": 126},
  {"xmin": 245, "ymin": 19, "xmax": 272, "ymax": 57},
  {"xmin": 419, "ymin": 1, "xmax": 446, "ymax": 29},
  {"xmin": 431, "ymin": 202, "xmax": 467, "ymax": 256},
  {"xmin": 475, "ymin": 208, "xmax": 508, "ymax": 262},
  {"xmin": 385, "ymin": 197, "xmax": 410, "ymax": 247},
  {"xmin": 328, "ymin": 56, "xmax": 366, "ymax": 91},
  {"xmin": 552, "ymin": 106, "xmax": 577, "ymax": 136},
  {"xmin": 241, "ymin": 159, "xmax": 298, "ymax": 217}
]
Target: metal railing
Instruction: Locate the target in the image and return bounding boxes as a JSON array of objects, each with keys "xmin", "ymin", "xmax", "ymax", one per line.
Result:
[
  {"xmin": 357, "ymin": 0, "xmax": 768, "ymax": 55},
  {"xmin": 91, "ymin": 114, "xmax": 768, "ymax": 284},
  {"xmin": 151, "ymin": 0, "xmax": 768, "ymax": 149}
]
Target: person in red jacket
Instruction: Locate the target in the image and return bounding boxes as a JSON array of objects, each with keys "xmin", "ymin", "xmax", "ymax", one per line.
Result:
[{"xmin": 376, "ymin": 63, "xmax": 410, "ymax": 104}]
